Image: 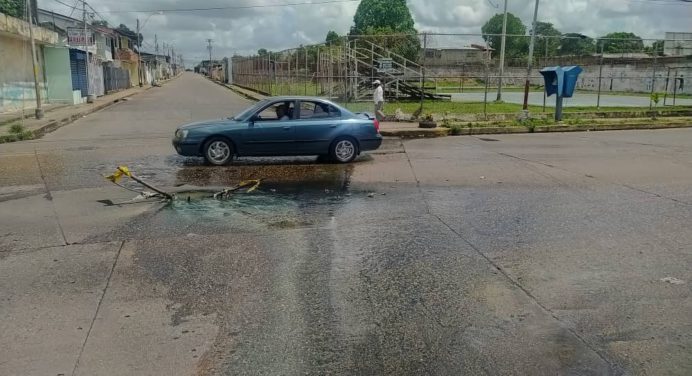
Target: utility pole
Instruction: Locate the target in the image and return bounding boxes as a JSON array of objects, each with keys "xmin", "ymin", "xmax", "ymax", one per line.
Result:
[
  {"xmin": 172, "ymin": 46, "xmax": 176, "ymax": 75},
  {"xmin": 496, "ymin": 0, "xmax": 508, "ymax": 102},
  {"xmin": 137, "ymin": 18, "xmax": 142, "ymax": 87},
  {"xmin": 596, "ymin": 40, "xmax": 604, "ymax": 108},
  {"xmin": 155, "ymin": 34, "xmax": 158, "ymax": 54},
  {"xmin": 521, "ymin": 0, "xmax": 539, "ymax": 116},
  {"xmin": 207, "ymin": 39, "xmax": 213, "ymax": 78},
  {"xmin": 83, "ymin": 0, "xmax": 91, "ymax": 100},
  {"xmin": 26, "ymin": 0, "xmax": 43, "ymax": 119}
]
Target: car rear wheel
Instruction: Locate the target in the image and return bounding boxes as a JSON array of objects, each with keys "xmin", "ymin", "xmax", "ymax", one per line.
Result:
[
  {"xmin": 330, "ymin": 137, "xmax": 358, "ymax": 163},
  {"xmin": 203, "ymin": 137, "xmax": 234, "ymax": 166}
]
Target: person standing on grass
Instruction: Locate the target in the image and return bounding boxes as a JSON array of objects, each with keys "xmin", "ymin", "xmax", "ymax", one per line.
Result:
[{"xmin": 373, "ymin": 80, "xmax": 384, "ymax": 121}]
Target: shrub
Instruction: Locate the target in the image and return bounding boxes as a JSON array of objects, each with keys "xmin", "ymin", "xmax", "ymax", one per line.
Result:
[
  {"xmin": 9, "ymin": 123, "xmax": 24, "ymax": 134},
  {"xmin": 449, "ymin": 124, "xmax": 463, "ymax": 135}
]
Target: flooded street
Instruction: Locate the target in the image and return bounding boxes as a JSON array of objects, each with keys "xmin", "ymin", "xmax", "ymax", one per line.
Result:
[{"xmin": 1, "ymin": 74, "xmax": 691, "ymax": 375}]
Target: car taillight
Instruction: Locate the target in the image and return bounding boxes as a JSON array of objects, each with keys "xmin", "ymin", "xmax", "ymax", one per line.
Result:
[{"xmin": 373, "ymin": 118, "xmax": 380, "ymax": 133}]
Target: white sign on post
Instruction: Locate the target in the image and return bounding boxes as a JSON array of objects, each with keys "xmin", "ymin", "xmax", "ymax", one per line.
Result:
[{"xmin": 67, "ymin": 28, "xmax": 94, "ymax": 46}]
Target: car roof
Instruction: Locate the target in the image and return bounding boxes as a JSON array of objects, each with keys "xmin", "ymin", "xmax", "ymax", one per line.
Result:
[
  {"xmin": 264, "ymin": 96, "xmax": 354, "ymax": 115},
  {"xmin": 268, "ymin": 96, "xmax": 334, "ymax": 102}
]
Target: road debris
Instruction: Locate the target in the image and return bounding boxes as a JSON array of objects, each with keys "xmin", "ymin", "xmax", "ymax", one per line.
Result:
[
  {"xmin": 104, "ymin": 165, "xmax": 261, "ymax": 205},
  {"xmin": 213, "ymin": 180, "xmax": 262, "ymax": 199},
  {"xmin": 660, "ymin": 277, "xmax": 685, "ymax": 285},
  {"xmin": 107, "ymin": 166, "xmax": 173, "ymax": 200}
]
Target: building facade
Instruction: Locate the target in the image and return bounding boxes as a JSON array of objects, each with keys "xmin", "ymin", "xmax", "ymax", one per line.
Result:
[{"xmin": 0, "ymin": 11, "xmax": 58, "ymax": 113}]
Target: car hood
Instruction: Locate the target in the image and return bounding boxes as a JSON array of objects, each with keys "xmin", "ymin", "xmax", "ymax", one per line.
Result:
[{"xmin": 179, "ymin": 119, "xmax": 241, "ymax": 130}]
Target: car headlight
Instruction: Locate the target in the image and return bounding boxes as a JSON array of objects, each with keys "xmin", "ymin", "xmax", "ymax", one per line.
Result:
[{"xmin": 175, "ymin": 129, "xmax": 189, "ymax": 140}]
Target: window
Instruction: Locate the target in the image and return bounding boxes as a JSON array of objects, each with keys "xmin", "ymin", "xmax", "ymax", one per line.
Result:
[
  {"xmin": 255, "ymin": 101, "xmax": 295, "ymax": 121},
  {"xmin": 298, "ymin": 101, "xmax": 340, "ymax": 120}
]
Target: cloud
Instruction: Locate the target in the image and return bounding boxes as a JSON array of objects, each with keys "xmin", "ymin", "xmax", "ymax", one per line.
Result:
[{"xmin": 37, "ymin": 0, "xmax": 691, "ymax": 64}]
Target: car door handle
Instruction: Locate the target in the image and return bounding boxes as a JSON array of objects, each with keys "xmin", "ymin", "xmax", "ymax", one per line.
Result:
[
  {"xmin": 283, "ymin": 126, "xmax": 291, "ymax": 130},
  {"xmin": 329, "ymin": 124, "xmax": 338, "ymax": 128}
]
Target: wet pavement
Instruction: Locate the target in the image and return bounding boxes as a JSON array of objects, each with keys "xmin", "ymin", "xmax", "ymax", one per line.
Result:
[{"xmin": 1, "ymin": 73, "xmax": 691, "ymax": 375}]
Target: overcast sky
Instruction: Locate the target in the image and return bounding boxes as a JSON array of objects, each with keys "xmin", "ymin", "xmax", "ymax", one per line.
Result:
[{"xmin": 38, "ymin": 0, "xmax": 691, "ymax": 65}]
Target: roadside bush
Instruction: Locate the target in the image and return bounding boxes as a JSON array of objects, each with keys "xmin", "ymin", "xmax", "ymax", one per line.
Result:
[
  {"xmin": 441, "ymin": 112, "xmax": 451, "ymax": 128},
  {"xmin": 9, "ymin": 123, "xmax": 24, "ymax": 134},
  {"xmin": 449, "ymin": 124, "xmax": 463, "ymax": 135},
  {"xmin": 565, "ymin": 118, "xmax": 585, "ymax": 125},
  {"xmin": 0, "ymin": 130, "xmax": 33, "ymax": 144}
]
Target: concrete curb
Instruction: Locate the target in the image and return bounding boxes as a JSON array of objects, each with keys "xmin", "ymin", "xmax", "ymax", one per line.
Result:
[
  {"xmin": 380, "ymin": 128, "xmax": 450, "ymax": 138},
  {"xmin": 206, "ymin": 78, "xmax": 265, "ymax": 102},
  {"xmin": 443, "ymin": 122, "xmax": 692, "ymax": 137}
]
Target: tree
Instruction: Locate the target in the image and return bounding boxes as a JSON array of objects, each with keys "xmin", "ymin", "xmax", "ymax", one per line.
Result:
[
  {"xmin": 349, "ymin": 0, "xmax": 420, "ymax": 61},
  {"xmin": 558, "ymin": 33, "xmax": 595, "ymax": 56},
  {"xmin": 257, "ymin": 48, "xmax": 269, "ymax": 57},
  {"xmin": 351, "ymin": 0, "xmax": 416, "ymax": 35},
  {"xmin": 534, "ymin": 22, "xmax": 561, "ymax": 57},
  {"xmin": 92, "ymin": 20, "xmax": 108, "ymax": 27},
  {"xmin": 0, "ymin": 0, "xmax": 24, "ymax": 18},
  {"xmin": 481, "ymin": 12, "xmax": 527, "ymax": 60},
  {"xmin": 598, "ymin": 32, "xmax": 644, "ymax": 53},
  {"xmin": 650, "ymin": 40, "xmax": 665, "ymax": 56},
  {"xmin": 325, "ymin": 30, "xmax": 341, "ymax": 46}
]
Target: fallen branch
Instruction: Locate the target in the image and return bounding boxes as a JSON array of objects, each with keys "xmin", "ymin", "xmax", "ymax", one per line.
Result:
[{"xmin": 106, "ymin": 166, "xmax": 173, "ymax": 200}]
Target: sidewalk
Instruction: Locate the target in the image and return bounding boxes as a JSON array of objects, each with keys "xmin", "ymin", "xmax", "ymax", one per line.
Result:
[
  {"xmin": 0, "ymin": 75, "xmax": 180, "ymax": 141},
  {"xmin": 0, "ymin": 103, "xmax": 70, "ymax": 126}
]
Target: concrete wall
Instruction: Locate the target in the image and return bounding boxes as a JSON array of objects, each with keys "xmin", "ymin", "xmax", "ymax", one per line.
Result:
[
  {"xmin": 0, "ymin": 12, "xmax": 58, "ymax": 44},
  {"xmin": 43, "ymin": 46, "xmax": 75, "ymax": 104},
  {"xmin": 117, "ymin": 61, "xmax": 139, "ymax": 87},
  {"xmin": 0, "ymin": 35, "xmax": 47, "ymax": 112},
  {"xmin": 429, "ymin": 60, "xmax": 692, "ymax": 95},
  {"xmin": 423, "ymin": 49, "xmax": 487, "ymax": 66}
]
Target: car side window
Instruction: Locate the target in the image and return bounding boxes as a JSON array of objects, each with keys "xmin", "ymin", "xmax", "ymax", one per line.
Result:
[
  {"xmin": 299, "ymin": 101, "xmax": 340, "ymax": 120},
  {"xmin": 255, "ymin": 101, "xmax": 296, "ymax": 121}
]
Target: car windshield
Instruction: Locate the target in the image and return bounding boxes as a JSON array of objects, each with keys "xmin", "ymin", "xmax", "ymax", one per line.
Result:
[{"xmin": 228, "ymin": 99, "xmax": 271, "ymax": 121}]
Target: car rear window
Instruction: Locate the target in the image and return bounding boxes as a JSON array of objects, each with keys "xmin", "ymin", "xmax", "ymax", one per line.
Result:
[{"xmin": 299, "ymin": 101, "xmax": 340, "ymax": 119}]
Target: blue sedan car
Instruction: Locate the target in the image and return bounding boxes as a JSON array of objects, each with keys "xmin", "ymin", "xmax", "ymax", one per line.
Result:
[{"xmin": 172, "ymin": 96, "xmax": 383, "ymax": 165}]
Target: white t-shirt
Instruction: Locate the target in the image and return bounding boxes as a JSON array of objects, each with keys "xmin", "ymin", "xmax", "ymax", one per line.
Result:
[{"xmin": 374, "ymin": 86, "xmax": 384, "ymax": 103}]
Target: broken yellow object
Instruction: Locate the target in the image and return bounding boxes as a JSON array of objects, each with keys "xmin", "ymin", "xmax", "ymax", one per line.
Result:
[
  {"xmin": 105, "ymin": 166, "xmax": 132, "ymax": 183},
  {"xmin": 238, "ymin": 180, "xmax": 261, "ymax": 193}
]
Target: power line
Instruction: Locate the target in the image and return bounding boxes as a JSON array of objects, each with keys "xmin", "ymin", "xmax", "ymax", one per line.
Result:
[
  {"xmin": 93, "ymin": 0, "xmax": 361, "ymax": 14},
  {"xmin": 624, "ymin": 0, "xmax": 692, "ymax": 4},
  {"xmin": 50, "ymin": 0, "xmax": 79, "ymax": 10}
]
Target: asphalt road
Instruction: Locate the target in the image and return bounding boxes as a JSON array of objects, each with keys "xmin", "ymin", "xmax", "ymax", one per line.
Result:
[{"xmin": 1, "ymin": 73, "xmax": 691, "ymax": 375}]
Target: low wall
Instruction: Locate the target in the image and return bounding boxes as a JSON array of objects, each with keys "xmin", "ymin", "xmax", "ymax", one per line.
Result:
[{"xmin": 428, "ymin": 58, "xmax": 692, "ymax": 95}]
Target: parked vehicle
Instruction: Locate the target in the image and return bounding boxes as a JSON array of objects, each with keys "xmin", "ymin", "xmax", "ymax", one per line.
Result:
[{"xmin": 172, "ymin": 96, "xmax": 382, "ymax": 165}]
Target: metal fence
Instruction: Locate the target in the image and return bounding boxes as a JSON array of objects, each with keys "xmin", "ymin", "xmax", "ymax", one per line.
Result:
[
  {"xmin": 103, "ymin": 66, "xmax": 131, "ymax": 94},
  {"xmin": 232, "ymin": 33, "xmax": 692, "ymax": 117}
]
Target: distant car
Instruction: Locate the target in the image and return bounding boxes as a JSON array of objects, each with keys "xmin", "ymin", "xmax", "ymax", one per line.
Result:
[{"xmin": 172, "ymin": 96, "xmax": 383, "ymax": 165}]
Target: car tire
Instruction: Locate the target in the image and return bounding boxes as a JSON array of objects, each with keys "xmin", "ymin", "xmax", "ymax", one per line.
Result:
[
  {"xmin": 329, "ymin": 137, "xmax": 358, "ymax": 164},
  {"xmin": 203, "ymin": 137, "xmax": 234, "ymax": 166}
]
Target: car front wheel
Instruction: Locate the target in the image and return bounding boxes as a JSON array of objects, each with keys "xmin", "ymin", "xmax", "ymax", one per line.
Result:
[
  {"xmin": 203, "ymin": 137, "xmax": 234, "ymax": 165},
  {"xmin": 330, "ymin": 137, "xmax": 358, "ymax": 163}
]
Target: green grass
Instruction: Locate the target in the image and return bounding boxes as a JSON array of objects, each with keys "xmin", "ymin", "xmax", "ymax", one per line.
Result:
[{"xmin": 339, "ymin": 100, "xmax": 692, "ymax": 116}]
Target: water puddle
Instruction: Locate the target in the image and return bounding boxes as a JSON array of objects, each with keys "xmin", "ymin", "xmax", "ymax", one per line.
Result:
[{"xmin": 99, "ymin": 161, "xmax": 359, "ymax": 237}]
